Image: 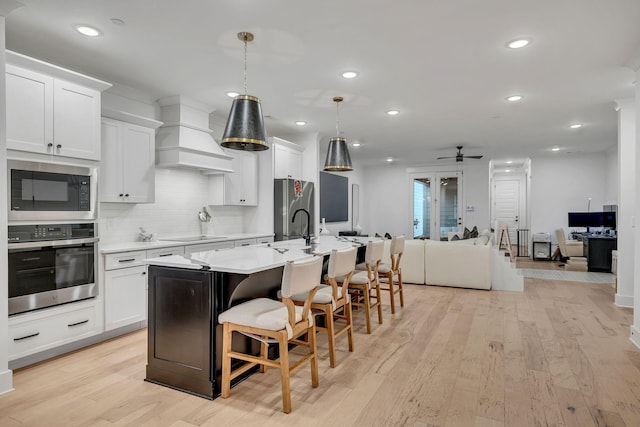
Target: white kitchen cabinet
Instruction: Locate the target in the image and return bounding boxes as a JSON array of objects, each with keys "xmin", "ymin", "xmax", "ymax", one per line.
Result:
[
  {"xmin": 234, "ymin": 238, "xmax": 257, "ymax": 247},
  {"xmin": 272, "ymin": 138, "xmax": 303, "ymax": 179},
  {"xmin": 208, "ymin": 150, "xmax": 258, "ymax": 206},
  {"xmin": 185, "ymin": 241, "xmax": 234, "ymax": 254},
  {"xmin": 6, "ymin": 64, "xmax": 102, "ymax": 161},
  {"xmin": 104, "ymin": 265, "xmax": 147, "ymax": 331},
  {"xmin": 101, "ymin": 117, "xmax": 156, "ymax": 203},
  {"xmin": 8, "ymin": 300, "xmax": 99, "ymax": 361}
]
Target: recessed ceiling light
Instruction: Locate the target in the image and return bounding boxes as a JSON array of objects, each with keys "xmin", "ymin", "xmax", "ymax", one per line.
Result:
[
  {"xmin": 294, "ymin": 121, "xmax": 307, "ymax": 126},
  {"xmin": 506, "ymin": 38, "xmax": 531, "ymax": 49},
  {"xmin": 74, "ymin": 25, "xmax": 102, "ymax": 37},
  {"xmin": 386, "ymin": 157, "xmax": 393, "ymax": 162},
  {"xmin": 110, "ymin": 18, "xmax": 125, "ymax": 26},
  {"xmin": 506, "ymin": 95, "xmax": 523, "ymax": 102},
  {"xmin": 552, "ymin": 147, "xmax": 560, "ymax": 151},
  {"xmin": 226, "ymin": 91, "xmax": 239, "ymax": 98},
  {"xmin": 341, "ymin": 71, "xmax": 358, "ymax": 79},
  {"xmin": 506, "ymin": 160, "xmax": 513, "ymax": 164},
  {"xmin": 352, "ymin": 142, "xmax": 361, "ymax": 147},
  {"xmin": 505, "ymin": 169, "xmax": 511, "ymax": 173},
  {"xmin": 386, "ymin": 110, "xmax": 399, "ymax": 116},
  {"xmin": 569, "ymin": 123, "xmax": 583, "ymax": 129}
]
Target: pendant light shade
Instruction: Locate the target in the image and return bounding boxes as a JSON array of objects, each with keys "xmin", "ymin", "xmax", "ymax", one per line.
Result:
[
  {"xmin": 221, "ymin": 32, "xmax": 269, "ymax": 151},
  {"xmin": 323, "ymin": 96, "xmax": 353, "ymax": 171}
]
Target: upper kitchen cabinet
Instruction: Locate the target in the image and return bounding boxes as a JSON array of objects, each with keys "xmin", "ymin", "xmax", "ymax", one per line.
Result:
[
  {"xmin": 101, "ymin": 112, "xmax": 162, "ymax": 203},
  {"xmin": 271, "ymin": 137, "xmax": 303, "ymax": 180},
  {"xmin": 208, "ymin": 150, "xmax": 258, "ymax": 206},
  {"xmin": 5, "ymin": 51, "xmax": 111, "ymax": 161}
]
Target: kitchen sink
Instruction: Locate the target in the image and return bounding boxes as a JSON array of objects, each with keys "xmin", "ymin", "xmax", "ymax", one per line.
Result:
[{"xmin": 162, "ymin": 236, "xmax": 228, "ymax": 242}]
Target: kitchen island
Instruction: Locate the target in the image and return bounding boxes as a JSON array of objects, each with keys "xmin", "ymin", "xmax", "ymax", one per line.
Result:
[{"xmin": 144, "ymin": 236, "xmax": 370, "ymax": 399}]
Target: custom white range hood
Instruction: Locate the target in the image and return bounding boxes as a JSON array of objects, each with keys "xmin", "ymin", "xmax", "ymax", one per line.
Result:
[{"xmin": 155, "ymin": 96, "xmax": 234, "ymax": 172}]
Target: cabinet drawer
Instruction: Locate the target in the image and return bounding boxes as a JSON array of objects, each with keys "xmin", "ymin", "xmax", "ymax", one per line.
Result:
[
  {"xmin": 185, "ymin": 241, "xmax": 234, "ymax": 254},
  {"xmin": 234, "ymin": 238, "xmax": 257, "ymax": 247},
  {"xmin": 104, "ymin": 250, "xmax": 147, "ymax": 270},
  {"xmin": 257, "ymin": 236, "xmax": 274, "ymax": 244},
  {"xmin": 147, "ymin": 246, "xmax": 185, "ymax": 259},
  {"xmin": 9, "ymin": 304, "xmax": 96, "ymax": 359}
]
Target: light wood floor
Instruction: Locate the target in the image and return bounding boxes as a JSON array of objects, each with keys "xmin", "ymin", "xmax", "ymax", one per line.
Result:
[{"xmin": 1, "ymin": 277, "xmax": 639, "ymax": 426}]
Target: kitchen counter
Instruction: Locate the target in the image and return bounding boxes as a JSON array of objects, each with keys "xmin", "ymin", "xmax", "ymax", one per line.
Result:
[
  {"xmin": 144, "ymin": 234, "xmax": 373, "ymax": 399},
  {"xmin": 100, "ymin": 233, "xmax": 274, "ymax": 254},
  {"xmin": 144, "ymin": 235, "xmax": 362, "ymax": 274}
]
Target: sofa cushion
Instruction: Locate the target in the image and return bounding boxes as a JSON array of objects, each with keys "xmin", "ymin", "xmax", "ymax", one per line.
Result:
[{"xmin": 381, "ymin": 239, "xmax": 424, "ymax": 284}]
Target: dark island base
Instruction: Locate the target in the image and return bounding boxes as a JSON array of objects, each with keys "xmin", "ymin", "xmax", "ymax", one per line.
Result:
[{"xmin": 145, "ymin": 265, "xmax": 283, "ymax": 399}]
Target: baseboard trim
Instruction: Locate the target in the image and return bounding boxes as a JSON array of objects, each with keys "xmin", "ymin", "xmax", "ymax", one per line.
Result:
[
  {"xmin": 630, "ymin": 325, "xmax": 640, "ymax": 350},
  {"xmin": 615, "ymin": 293, "xmax": 634, "ymax": 308},
  {"xmin": 0, "ymin": 369, "xmax": 14, "ymax": 396},
  {"xmin": 9, "ymin": 322, "xmax": 145, "ymax": 370}
]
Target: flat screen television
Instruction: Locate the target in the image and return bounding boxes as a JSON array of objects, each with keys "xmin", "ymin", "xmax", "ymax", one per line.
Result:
[
  {"xmin": 568, "ymin": 212, "xmax": 616, "ymax": 229},
  {"xmin": 320, "ymin": 171, "xmax": 348, "ymax": 222}
]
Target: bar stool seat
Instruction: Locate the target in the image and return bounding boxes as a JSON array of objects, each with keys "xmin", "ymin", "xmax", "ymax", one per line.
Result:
[
  {"xmin": 291, "ymin": 246, "xmax": 357, "ymax": 368},
  {"xmin": 219, "ymin": 255, "xmax": 323, "ymax": 414}
]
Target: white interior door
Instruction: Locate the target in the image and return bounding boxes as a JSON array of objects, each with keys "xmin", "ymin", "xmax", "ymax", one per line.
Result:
[{"xmin": 492, "ymin": 176, "xmax": 524, "ymax": 244}]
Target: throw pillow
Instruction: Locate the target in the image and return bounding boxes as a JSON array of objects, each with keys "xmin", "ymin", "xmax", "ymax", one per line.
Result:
[
  {"xmin": 450, "ymin": 234, "xmax": 460, "ymax": 241},
  {"xmin": 463, "ymin": 227, "xmax": 471, "ymax": 239},
  {"xmin": 469, "ymin": 226, "xmax": 479, "ymax": 238}
]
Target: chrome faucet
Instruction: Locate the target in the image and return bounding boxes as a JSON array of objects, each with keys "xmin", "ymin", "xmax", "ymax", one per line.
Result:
[{"xmin": 292, "ymin": 208, "xmax": 311, "ymax": 246}]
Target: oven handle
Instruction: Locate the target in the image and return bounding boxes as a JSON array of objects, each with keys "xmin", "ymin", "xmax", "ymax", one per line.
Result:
[{"xmin": 8, "ymin": 237, "xmax": 100, "ymax": 250}]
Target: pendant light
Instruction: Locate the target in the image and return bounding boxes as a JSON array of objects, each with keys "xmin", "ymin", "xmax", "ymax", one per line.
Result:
[
  {"xmin": 221, "ymin": 31, "xmax": 269, "ymax": 151},
  {"xmin": 323, "ymin": 96, "xmax": 353, "ymax": 171}
]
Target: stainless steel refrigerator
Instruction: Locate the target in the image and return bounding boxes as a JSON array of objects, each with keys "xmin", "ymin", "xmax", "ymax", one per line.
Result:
[{"xmin": 274, "ymin": 178, "xmax": 315, "ymax": 241}]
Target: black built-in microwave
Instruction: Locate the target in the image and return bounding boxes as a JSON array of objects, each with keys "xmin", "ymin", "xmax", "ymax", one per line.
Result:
[{"xmin": 8, "ymin": 160, "xmax": 97, "ymax": 221}]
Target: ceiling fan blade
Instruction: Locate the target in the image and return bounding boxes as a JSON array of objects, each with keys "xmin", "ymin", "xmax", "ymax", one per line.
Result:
[
  {"xmin": 466, "ymin": 155, "xmax": 484, "ymax": 159},
  {"xmin": 436, "ymin": 156, "xmax": 456, "ymax": 160}
]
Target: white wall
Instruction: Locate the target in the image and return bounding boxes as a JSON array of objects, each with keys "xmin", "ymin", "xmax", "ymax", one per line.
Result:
[
  {"xmin": 362, "ymin": 161, "xmax": 491, "ymax": 239},
  {"xmin": 529, "ymin": 153, "xmax": 615, "ymax": 242}
]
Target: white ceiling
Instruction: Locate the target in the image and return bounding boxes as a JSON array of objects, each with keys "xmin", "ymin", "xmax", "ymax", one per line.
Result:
[{"xmin": 5, "ymin": 0, "xmax": 640, "ymax": 167}]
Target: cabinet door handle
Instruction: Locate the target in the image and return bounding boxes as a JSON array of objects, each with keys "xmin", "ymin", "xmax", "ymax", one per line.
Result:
[
  {"xmin": 158, "ymin": 253, "xmax": 173, "ymax": 257},
  {"xmin": 241, "ymin": 243, "xmax": 250, "ymax": 246},
  {"xmin": 142, "ymin": 271, "xmax": 147, "ymax": 275},
  {"xmin": 125, "ymin": 194, "xmax": 129, "ymax": 197},
  {"xmin": 119, "ymin": 193, "xmax": 124, "ymax": 197},
  {"xmin": 14, "ymin": 332, "xmax": 40, "ymax": 341},
  {"xmin": 56, "ymin": 144, "xmax": 62, "ymax": 149},
  {"xmin": 68, "ymin": 319, "xmax": 89, "ymax": 327},
  {"xmin": 47, "ymin": 142, "xmax": 53, "ymax": 148},
  {"xmin": 118, "ymin": 258, "xmax": 136, "ymax": 263}
]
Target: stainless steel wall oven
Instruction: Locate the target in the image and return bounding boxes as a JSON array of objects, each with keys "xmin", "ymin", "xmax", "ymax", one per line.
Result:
[{"xmin": 8, "ymin": 223, "xmax": 98, "ymax": 315}]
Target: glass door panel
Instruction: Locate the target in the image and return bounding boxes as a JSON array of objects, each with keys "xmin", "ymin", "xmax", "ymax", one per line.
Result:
[
  {"xmin": 413, "ymin": 178, "xmax": 431, "ymax": 239},
  {"xmin": 439, "ymin": 176, "xmax": 459, "ymax": 241}
]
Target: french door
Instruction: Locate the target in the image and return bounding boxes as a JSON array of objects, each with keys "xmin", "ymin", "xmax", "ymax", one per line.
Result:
[{"xmin": 411, "ymin": 171, "xmax": 463, "ymax": 241}]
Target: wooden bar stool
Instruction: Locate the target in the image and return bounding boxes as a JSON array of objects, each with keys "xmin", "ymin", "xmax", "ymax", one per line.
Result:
[
  {"xmin": 292, "ymin": 246, "xmax": 357, "ymax": 367},
  {"xmin": 378, "ymin": 235, "xmax": 405, "ymax": 314},
  {"xmin": 348, "ymin": 240, "xmax": 384, "ymax": 334},
  {"xmin": 218, "ymin": 255, "xmax": 323, "ymax": 414}
]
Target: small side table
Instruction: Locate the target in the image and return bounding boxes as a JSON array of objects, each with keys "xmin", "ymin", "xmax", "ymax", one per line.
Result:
[{"xmin": 532, "ymin": 232, "xmax": 552, "ymax": 260}]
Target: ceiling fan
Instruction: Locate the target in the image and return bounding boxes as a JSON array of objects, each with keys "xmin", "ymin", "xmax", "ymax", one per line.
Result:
[{"xmin": 437, "ymin": 145, "xmax": 483, "ymax": 162}]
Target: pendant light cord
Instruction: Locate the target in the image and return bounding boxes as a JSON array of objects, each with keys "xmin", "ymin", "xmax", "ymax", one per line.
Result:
[
  {"xmin": 335, "ymin": 100, "xmax": 340, "ymax": 137},
  {"xmin": 243, "ymin": 37, "xmax": 248, "ymax": 95}
]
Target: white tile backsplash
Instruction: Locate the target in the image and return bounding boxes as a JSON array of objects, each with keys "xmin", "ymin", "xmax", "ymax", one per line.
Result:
[{"xmin": 98, "ymin": 167, "xmax": 245, "ymax": 244}]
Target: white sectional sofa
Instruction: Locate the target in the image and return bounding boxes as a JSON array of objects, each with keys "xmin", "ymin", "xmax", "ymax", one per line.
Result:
[{"xmin": 381, "ymin": 231, "xmax": 493, "ymax": 290}]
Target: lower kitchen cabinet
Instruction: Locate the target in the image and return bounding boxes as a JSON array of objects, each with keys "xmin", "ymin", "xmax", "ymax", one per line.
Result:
[
  {"xmin": 102, "ymin": 246, "xmax": 185, "ymax": 331},
  {"xmin": 104, "ymin": 265, "xmax": 148, "ymax": 331},
  {"xmin": 8, "ymin": 300, "xmax": 100, "ymax": 361}
]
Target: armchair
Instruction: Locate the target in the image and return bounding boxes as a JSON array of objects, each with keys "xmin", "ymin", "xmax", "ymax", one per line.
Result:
[{"xmin": 555, "ymin": 228, "xmax": 587, "ymax": 271}]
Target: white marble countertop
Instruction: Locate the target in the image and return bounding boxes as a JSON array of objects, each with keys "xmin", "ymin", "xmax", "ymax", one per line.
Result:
[
  {"xmin": 144, "ymin": 235, "xmax": 376, "ymax": 274},
  {"xmin": 100, "ymin": 233, "xmax": 274, "ymax": 254}
]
